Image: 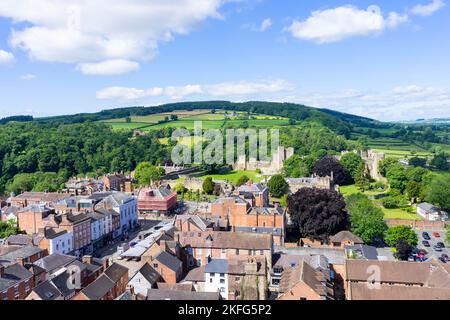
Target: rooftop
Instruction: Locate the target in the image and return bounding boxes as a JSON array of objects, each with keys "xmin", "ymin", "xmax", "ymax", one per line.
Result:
[
  {"xmin": 0, "ymin": 263, "xmax": 33, "ymax": 292},
  {"xmin": 205, "ymin": 259, "xmax": 228, "ymax": 274},
  {"xmin": 33, "ymin": 253, "xmax": 77, "ymax": 273},
  {"xmin": 177, "ymin": 231, "xmax": 272, "ymax": 250},
  {"xmin": 146, "ymin": 289, "xmax": 221, "ymax": 300},
  {"xmin": 154, "ymin": 251, "xmax": 182, "ymax": 272},
  {"xmin": 0, "ymin": 245, "xmax": 43, "ymax": 267}
]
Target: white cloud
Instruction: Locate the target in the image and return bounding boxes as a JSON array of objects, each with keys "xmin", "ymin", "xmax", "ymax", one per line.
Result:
[
  {"xmin": 286, "ymin": 5, "xmax": 408, "ymax": 43},
  {"xmin": 0, "ymin": 0, "xmax": 229, "ymax": 74},
  {"xmin": 96, "ymin": 79, "xmax": 294, "ymax": 102},
  {"xmin": 0, "ymin": 49, "xmax": 14, "ymax": 65},
  {"xmin": 280, "ymin": 85, "xmax": 450, "ymax": 121},
  {"xmin": 411, "ymin": 0, "xmax": 445, "ymax": 16},
  {"xmin": 76, "ymin": 59, "xmax": 139, "ymax": 75},
  {"xmin": 20, "ymin": 74, "xmax": 37, "ymax": 80},
  {"xmin": 259, "ymin": 18, "xmax": 272, "ymax": 32}
]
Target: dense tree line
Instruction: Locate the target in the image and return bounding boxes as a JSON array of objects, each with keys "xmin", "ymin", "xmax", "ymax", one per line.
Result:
[{"xmin": 0, "ymin": 122, "xmax": 170, "ymax": 195}]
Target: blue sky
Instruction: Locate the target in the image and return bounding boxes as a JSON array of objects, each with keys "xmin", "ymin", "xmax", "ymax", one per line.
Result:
[{"xmin": 0, "ymin": 0, "xmax": 449, "ymax": 121}]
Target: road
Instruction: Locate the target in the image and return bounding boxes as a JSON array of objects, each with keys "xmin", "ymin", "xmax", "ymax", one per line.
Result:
[
  {"xmin": 416, "ymin": 229, "xmax": 449, "ymax": 262},
  {"xmin": 96, "ymin": 219, "xmax": 160, "ymax": 260}
]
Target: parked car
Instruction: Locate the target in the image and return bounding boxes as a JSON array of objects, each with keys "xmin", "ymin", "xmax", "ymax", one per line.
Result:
[
  {"xmin": 422, "ymin": 232, "xmax": 431, "ymax": 240},
  {"xmin": 436, "ymin": 242, "xmax": 445, "ymax": 248},
  {"xmin": 422, "ymin": 240, "xmax": 431, "ymax": 247},
  {"xmin": 441, "ymin": 254, "xmax": 449, "ymax": 262},
  {"xmin": 439, "ymin": 257, "xmax": 447, "ymax": 263},
  {"xmin": 433, "ymin": 245, "xmax": 443, "ymax": 252},
  {"xmin": 433, "ymin": 232, "xmax": 440, "ymax": 238}
]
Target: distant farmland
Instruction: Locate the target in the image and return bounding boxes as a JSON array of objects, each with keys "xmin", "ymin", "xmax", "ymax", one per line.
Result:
[{"xmin": 99, "ymin": 110, "xmax": 290, "ymax": 131}]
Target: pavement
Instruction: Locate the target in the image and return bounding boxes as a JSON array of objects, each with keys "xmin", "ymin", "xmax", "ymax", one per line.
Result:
[{"xmin": 415, "ymin": 229, "xmax": 449, "ymax": 262}]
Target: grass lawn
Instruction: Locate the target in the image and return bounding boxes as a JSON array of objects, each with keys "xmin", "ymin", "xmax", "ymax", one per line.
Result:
[
  {"xmin": 381, "ymin": 207, "xmax": 423, "ymax": 220},
  {"xmin": 197, "ymin": 170, "xmax": 262, "ymax": 185},
  {"xmin": 339, "ymin": 184, "xmax": 386, "ymax": 197}
]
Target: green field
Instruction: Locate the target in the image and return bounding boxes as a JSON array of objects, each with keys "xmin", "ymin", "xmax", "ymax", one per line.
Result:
[
  {"xmin": 101, "ymin": 122, "xmax": 151, "ymax": 130},
  {"xmin": 181, "ymin": 170, "xmax": 262, "ymax": 185},
  {"xmin": 381, "ymin": 207, "xmax": 423, "ymax": 220},
  {"xmin": 100, "ymin": 111, "xmax": 291, "ymax": 131}
]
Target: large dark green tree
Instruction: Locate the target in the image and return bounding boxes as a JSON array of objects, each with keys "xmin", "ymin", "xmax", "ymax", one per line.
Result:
[{"xmin": 268, "ymin": 174, "xmax": 288, "ymax": 198}]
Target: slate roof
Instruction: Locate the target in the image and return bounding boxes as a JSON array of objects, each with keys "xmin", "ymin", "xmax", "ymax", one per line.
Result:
[
  {"xmin": 31, "ymin": 280, "xmax": 64, "ymax": 300},
  {"xmin": 0, "ymin": 245, "xmax": 43, "ymax": 267},
  {"xmin": 0, "ymin": 263, "xmax": 33, "ymax": 291},
  {"xmin": 104, "ymin": 263, "xmax": 128, "ymax": 283},
  {"xmin": 234, "ymin": 226, "xmax": 282, "ymax": 236},
  {"xmin": 154, "ymin": 251, "xmax": 182, "ymax": 272},
  {"xmin": 33, "ymin": 254, "xmax": 76, "ymax": 273},
  {"xmin": 205, "ymin": 259, "xmax": 228, "ymax": 274},
  {"xmin": 81, "ymin": 274, "xmax": 116, "ymax": 300},
  {"xmin": 133, "ymin": 263, "xmax": 161, "ymax": 285},
  {"xmin": 418, "ymin": 202, "xmax": 439, "ymax": 212},
  {"xmin": 5, "ymin": 234, "xmax": 32, "ymax": 246},
  {"xmin": 345, "ymin": 244, "xmax": 379, "ymax": 260},
  {"xmin": 52, "ymin": 271, "xmax": 79, "ymax": 297},
  {"xmin": 236, "ymin": 183, "xmax": 267, "ymax": 193},
  {"xmin": 146, "ymin": 289, "xmax": 221, "ymax": 300}
]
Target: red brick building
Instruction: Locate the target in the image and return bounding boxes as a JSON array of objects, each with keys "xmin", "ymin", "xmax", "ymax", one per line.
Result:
[
  {"xmin": 73, "ymin": 263, "xmax": 128, "ymax": 300},
  {"xmin": 137, "ymin": 187, "xmax": 177, "ymax": 216},
  {"xmin": 0, "ymin": 263, "xmax": 35, "ymax": 300}
]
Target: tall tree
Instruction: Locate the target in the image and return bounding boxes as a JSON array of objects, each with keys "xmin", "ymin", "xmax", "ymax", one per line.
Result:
[
  {"xmin": 287, "ymin": 188, "xmax": 349, "ymax": 241},
  {"xmin": 425, "ymin": 175, "xmax": 450, "ymax": 211},
  {"xmin": 202, "ymin": 177, "xmax": 215, "ymax": 195},
  {"xmin": 355, "ymin": 163, "xmax": 370, "ymax": 191},
  {"xmin": 313, "ymin": 156, "xmax": 350, "ymax": 185},
  {"xmin": 268, "ymin": 174, "xmax": 288, "ymax": 198},
  {"xmin": 134, "ymin": 162, "xmax": 165, "ymax": 186},
  {"xmin": 346, "ymin": 193, "xmax": 387, "ymax": 244},
  {"xmin": 395, "ymin": 239, "xmax": 413, "ymax": 261},
  {"xmin": 340, "ymin": 152, "xmax": 364, "ymax": 183},
  {"xmin": 385, "ymin": 226, "xmax": 418, "ymax": 247}
]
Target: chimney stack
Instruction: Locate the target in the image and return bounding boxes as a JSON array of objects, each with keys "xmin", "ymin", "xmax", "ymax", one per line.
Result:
[
  {"xmin": 15, "ymin": 257, "xmax": 25, "ymax": 266},
  {"xmin": 0, "ymin": 265, "xmax": 5, "ymax": 277},
  {"xmin": 82, "ymin": 255, "xmax": 93, "ymax": 265}
]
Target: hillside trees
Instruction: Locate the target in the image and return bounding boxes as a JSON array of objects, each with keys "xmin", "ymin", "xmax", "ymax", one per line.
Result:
[{"xmin": 0, "ymin": 122, "xmax": 170, "ymax": 194}]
